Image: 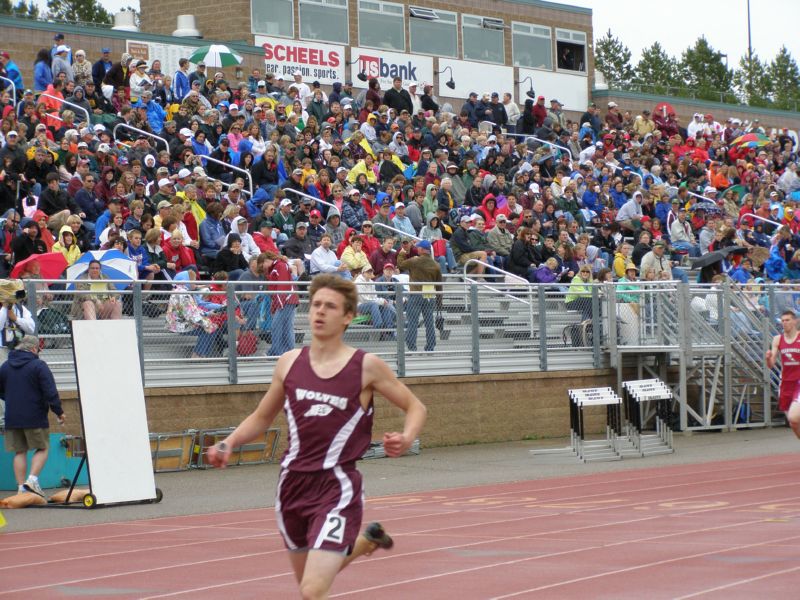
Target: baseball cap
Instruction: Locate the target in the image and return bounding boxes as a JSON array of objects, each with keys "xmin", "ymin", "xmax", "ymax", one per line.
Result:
[
  {"xmin": 6, "ymin": 130, "xmax": 18, "ymax": 138},
  {"xmin": 608, "ymin": 101, "xmax": 618, "ymax": 108},
  {"xmin": 310, "ymin": 209, "xmax": 322, "ymax": 218},
  {"xmin": 157, "ymin": 178, "xmax": 173, "ymax": 188},
  {"xmin": 415, "ymin": 240, "xmax": 432, "ymax": 251},
  {"xmin": 336, "ymin": 167, "xmax": 348, "ymax": 174},
  {"xmin": 135, "ymin": 178, "xmax": 146, "ymax": 186},
  {"xmin": 496, "ymin": 214, "xmax": 508, "ymax": 222},
  {"xmin": 178, "ymin": 168, "xmax": 192, "ymax": 179},
  {"xmin": 260, "ymin": 218, "xmax": 275, "ymax": 228},
  {"xmin": 394, "ymin": 202, "xmax": 405, "ymax": 209},
  {"xmin": 76, "ymin": 141, "xmax": 88, "ymax": 149},
  {"xmin": 55, "ymin": 45, "xmax": 69, "ymax": 54},
  {"xmin": 101, "ymin": 47, "xmax": 111, "ymax": 53},
  {"xmin": 179, "ymin": 128, "xmax": 192, "ymax": 137},
  {"xmin": 97, "ymin": 143, "xmax": 110, "ymax": 153},
  {"xmin": 279, "ymin": 198, "xmax": 293, "ymax": 207},
  {"xmin": 528, "ymin": 183, "xmax": 540, "ymax": 194},
  {"xmin": 460, "ymin": 215, "xmax": 472, "ymax": 223},
  {"xmin": 257, "ymin": 80, "xmax": 266, "ymax": 86},
  {"xmin": 654, "ymin": 240, "xmax": 667, "ymax": 248},
  {"xmin": 292, "ymin": 168, "xmax": 303, "ymax": 176},
  {"xmin": 157, "ymin": 200, "xmax": 172, "ymax": 210},
  {"xmin": 349, "ymin": 189, "xmax": 361, "ymax": 196},
  {"xmin": 295, "ymin": 221, "xmax": 308, "ymax": 228}
]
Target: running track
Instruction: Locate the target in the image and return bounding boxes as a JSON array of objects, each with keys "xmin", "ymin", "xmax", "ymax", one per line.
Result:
[{"xmin": 1, "ymin": 453, "xmax": 799, "ymax": 599}]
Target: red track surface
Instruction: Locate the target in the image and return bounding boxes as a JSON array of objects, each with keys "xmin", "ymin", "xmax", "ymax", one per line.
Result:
[{"xmin": 1, "ymin": 453, "xmax": 799, "ymax": 599}]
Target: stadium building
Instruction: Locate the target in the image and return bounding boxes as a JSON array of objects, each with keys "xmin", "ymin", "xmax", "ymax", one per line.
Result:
[{"xmin": 139, "ymin": 0, "xmax": 594, "ymax": 115}]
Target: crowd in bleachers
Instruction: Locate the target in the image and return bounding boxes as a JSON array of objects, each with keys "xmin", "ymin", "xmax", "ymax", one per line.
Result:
[{"xmin": 0, "ymin": 31, "xmax": 799, "ymax": 356}]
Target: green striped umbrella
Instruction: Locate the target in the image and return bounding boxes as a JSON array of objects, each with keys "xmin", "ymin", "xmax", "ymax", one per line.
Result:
[{"xmin": 188, "ymin": 44, "xmax": 243, "ymax": 68}]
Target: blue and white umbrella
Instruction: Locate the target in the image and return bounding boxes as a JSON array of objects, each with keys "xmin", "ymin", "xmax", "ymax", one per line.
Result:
[{"xmin": 66, "ymin": 250, "xmax": 138, "ymax": 290}]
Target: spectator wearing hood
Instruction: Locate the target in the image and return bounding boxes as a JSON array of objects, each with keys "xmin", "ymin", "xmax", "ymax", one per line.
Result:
[
  {"xmin": 52, "ymin": 224, "xmax": 81, "ymax": 265},
  {"xmin": 11, "ymin": 219, "xmax": 47, "ymax": 264},
  {"xmin": 199, "ymin": 201, "xmax": 226, "ymax": 259},
  {"xmin": 341, "ymin": 189, "xmax": 368, "ymax": 231},
  {"xmin": 225, "ymin": 215, "xmax": 261, "ymax": 262},
  {"xmin": 324, "ymin": 208, "xmax": 347, "ymax": 248}
]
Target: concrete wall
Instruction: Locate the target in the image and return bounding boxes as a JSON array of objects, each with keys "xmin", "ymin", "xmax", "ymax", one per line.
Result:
[{"xmin": 55, "ymin": 368, "xmax": 615, "ymax": 450}]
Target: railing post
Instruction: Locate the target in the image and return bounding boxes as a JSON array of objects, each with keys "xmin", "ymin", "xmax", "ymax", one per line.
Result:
[
  {"xmin": 721, "ymin": 281, "xmax": 733, "ymax": 430},
  {"xmin": 470, "ymin": 283, "xmax": 480, "ymax": 374},
  {"xmin": 132, "ymin": 283, "xmax": 145, "ymax": 386},
  {"xmin": 591, "ymin": 283, "xmax": 601, "ymax": 368},
  {"xmin": 395, "ymin": 284, "xmax": 405, "ymax": 377},
  {"xmin": 677, "ymin": 283, "xmax": 691, "ymax": 431},
  {"xmin": 23, "ymin": 280, "xmax": 37, "ymax": 329},
  {"xmin": 537, "ymin": 284, "xmax": 547, "ymax": 371},
  {"xmin": 226, "ymin": 282, "xmax": 238, "ymax": 384},
  {"xmin": 762, "ymin": 287, "xmax": 773, "ymax": 426},
  {"xmin": 606, "ymin": 284, "xmax": 618, "ymax": 366}
]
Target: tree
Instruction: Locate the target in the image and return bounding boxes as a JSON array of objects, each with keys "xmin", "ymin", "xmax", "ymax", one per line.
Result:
[
  {"xmin": 12, "ymin": 1, "xmax": 38, "ymax": 18},
  {"xmin": 679, "ymin": 37, "xmax": 734, "ymax": 102},
  {"xmin": 768, "ymin": 46, "xmax": 800, "ymax": 110},
  {"xmin": 594, "ymin": 29, "xmax": 634, "ymax": 87},
  {"xmin": 46, "ymin": 0, "xmax": 111, "ymax": 24},
  {"xmin": 732, "ymin": 53, "xmax": 770, "ymax": 107},
  {"xmin": 633, "ymin": 42, "xmax": 680, "ymax": 94}
]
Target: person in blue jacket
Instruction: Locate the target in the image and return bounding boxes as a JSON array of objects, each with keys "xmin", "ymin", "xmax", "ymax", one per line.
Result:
[
  {"xmin": 33, "ymin": 48, "xmax": 52, "ymax": 93},
  {"xmin": 0, "ymin": 335, "xmax": 64, "ymax": 497}
]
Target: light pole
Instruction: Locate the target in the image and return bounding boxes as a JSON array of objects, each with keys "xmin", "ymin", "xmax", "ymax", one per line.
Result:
[{"xmin": 747, "ymin": 0, "xmax": 753, "ymax": 91}]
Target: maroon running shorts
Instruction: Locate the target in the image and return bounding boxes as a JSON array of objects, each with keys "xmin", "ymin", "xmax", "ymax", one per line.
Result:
[
  {"xmin": 779, "ymin": 379, "xmax": 800, "ymax": 412},
  {"xmin": 275, "ymin": 466, "xmax": 364, "ymax": 554}
]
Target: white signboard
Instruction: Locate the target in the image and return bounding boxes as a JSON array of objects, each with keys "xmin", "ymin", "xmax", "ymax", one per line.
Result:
[
  {"xmin": 349, "ymin": 47, "xmax": 433, "ymax": 90},
  {"xmin": 517, "ymin": 68, "xmax": 588, "ymax": 112},
  {"xmin": 126, "ymin": 40, "xmax": 199, "ymax": 74},
  {"xmin": 437, "ymin": 59, "xmax": 514, "ymax": 102},
  {"xmin": 255, "ymin": 36, "xmax": 345, "ymax": 86},
  {"xmin": 72, "ymin": 320, "xmax": 156, "ymax": 506}
]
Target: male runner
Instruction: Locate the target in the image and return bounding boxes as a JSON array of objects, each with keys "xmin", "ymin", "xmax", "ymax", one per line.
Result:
[
  {"xmin": 766, "ymin": 309, "xmax": 800, "ymax": 438},
  {"xmin": 207, "ymin": 274, "xmax": 427, "ymax": 599}
]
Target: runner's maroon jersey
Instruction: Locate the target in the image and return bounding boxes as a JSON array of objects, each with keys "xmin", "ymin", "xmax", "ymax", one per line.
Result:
[
  {"xmin": 779, "ymin": 334, "xmax": 800, "ymax": 381},
  {"xmin": 280, "ymin": 347, "xmax": 374, "ymax": 472}
]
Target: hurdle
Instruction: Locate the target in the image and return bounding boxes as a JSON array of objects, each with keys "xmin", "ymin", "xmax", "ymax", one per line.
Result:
[
  {"xmin": 621, "ymin": 378, "xmax": 674, "ymax": 456},
  {"xmin": 532, "ymin": 386, "xmax": 624, "ymax": 462}
]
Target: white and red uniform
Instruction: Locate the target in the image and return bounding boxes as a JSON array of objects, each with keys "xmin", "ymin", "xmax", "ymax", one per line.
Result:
[
  {"xmin": 778, "ymin": 333, "xmax": 800, "ymax": 411},
  {"xmin": 276, "ymin": 347, "xmax": 374, "ymax": 553}
]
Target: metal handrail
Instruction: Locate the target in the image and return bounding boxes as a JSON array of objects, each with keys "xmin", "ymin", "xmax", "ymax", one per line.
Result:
[
  {"xmin": 0, "ymin": 76, "xmax": 17, "ymax": 108},
  {"xmin": 738, "ymin": 213, "xmax": 780, "ymax": 228},
  {"xmin": 506, "ymin": 133, "xmax": 573, "ymax": 162},
  {"xmin": 372, "ymin": 222, "xmax": 421, "ymax": 241},
  {"xmin": 463, "ymin": 258, "xmax": 528, "ymax": 285},
  {"xmin": 112, "ymin": 122, "xmax": 169, "ymax": 153},
  {"xmin": 39, "ymin": 92, "xmax": 90, "ymax": 125},
  {"xmin": 462, "ymin": 258, "xmax": 531, "ymax": 309},
  {"xmin": 198, "ymin": 154, "xmax": 254, "ymax": 199},
  {"xmin": 283, "ymin": 188, "xmax": 337, "ymax": 212}
]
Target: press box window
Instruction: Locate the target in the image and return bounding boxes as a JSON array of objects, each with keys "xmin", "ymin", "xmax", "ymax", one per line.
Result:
[
  {"xmin": 300, "ymin": 0, "xmax": 349, "ymax": 44},
  {"xmin": 251, "ymin": 0, "xmax": 293, "ymax": 38},
  {"xmin": 556, "ymin": 28, "xmax": 587, "ymax": 73},
  {"xmin": 359, "ymin": 0, "xmax": 405, "ymax": 52},
  {"xmin": 462, "ymin": 15, "xmax": 505, "ymax": 64},
  {"xmin": 409, "ymin": 8, "xmax": 457, "ymax": 58},
  {"xmin": 512, "ymin": 22, "xmax": 552, "ymax": 70}
]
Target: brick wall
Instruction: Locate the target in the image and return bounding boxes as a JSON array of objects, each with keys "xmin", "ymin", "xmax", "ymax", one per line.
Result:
[{"xmin": 54, "ymin": 369, "xmax": 615, "ymax": 450}]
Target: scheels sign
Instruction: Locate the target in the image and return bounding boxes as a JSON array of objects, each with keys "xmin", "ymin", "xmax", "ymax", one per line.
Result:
[{"xmin": 254, "ymin": 36, "xmax": 345, "ymax": 86}]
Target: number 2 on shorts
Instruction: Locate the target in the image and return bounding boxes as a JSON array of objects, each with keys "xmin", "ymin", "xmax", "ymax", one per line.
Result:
[{"xmin": 322, "ymin": 514, "xmax": 346, "ymax": 543}]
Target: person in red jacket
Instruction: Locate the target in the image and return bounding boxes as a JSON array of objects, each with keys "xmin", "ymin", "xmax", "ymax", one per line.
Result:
[
  {"xmin": 268, "ymin": 252, "xmax": 299, "ymax": 356},
  {"xmin": 252, "ymin": 218, "xmax": 279, "ymax": 254},
  {"xmin": 532, "ymin": 95, "xmax": 548, "ymax": 128},
  {"xmin": 161, "ymin": 230, "xmax": 196, "ymax": 275}
]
